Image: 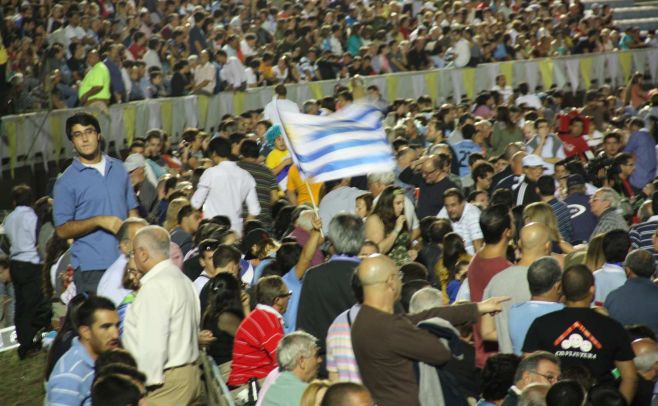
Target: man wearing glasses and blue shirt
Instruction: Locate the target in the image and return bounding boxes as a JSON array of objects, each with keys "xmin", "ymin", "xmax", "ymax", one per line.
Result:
[{"xmin": 53, "ymin": 112, "xmax": 139, "ymax": 294}]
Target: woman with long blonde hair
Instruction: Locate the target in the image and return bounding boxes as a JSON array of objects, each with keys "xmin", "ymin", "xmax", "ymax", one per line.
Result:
[
  {"xmin": 300, "ymin": 380, "xmax": 332, "ymax": 406},
  {"xmin": 163, "ymin": 197, "xmax": 190, "ymax": 231},
  {"xmin": 523, "ymin": 202, "xmax": 574, "ymax": 254},
  {"xmin": 584, "ymin": 234, "xmax": 606, "ymax": 272}
]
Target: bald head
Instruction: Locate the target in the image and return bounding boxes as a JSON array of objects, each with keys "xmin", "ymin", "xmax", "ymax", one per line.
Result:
[
  {"xmin": 632, "ymin": 338, "xmax": 658, "ymax": 377},
  {"xmin": 134, "ymin": 225, "xmax": 171, "ymax": 272},
  {"xmin": 357, "ymin": 254, "xmax": 398, "ymax": 286},
  {"xmin": 520, "ymin": 222, "xmax": 551, "ymax": 254}
]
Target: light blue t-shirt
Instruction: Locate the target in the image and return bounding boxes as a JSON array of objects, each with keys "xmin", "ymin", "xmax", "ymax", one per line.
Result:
[
  {"xmin": 283, "ymin": 266, "xmax": 303, "ymax": 333},
  {"xmin": 452, "ymin": 139, "xmax": 483, "ymax": 178},
  {"xmin": 508, "ymin": 301, "xmax": 564, "ymax": 355}
]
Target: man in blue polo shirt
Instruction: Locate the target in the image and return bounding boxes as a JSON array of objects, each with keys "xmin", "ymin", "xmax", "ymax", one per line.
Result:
[
  {"xmin": 53, "ymin": 112, "xmax": 139, "ymax": 294},
  {"xmin": 47, "ymin": 296, "xmax": 120, "ymax": 406}
]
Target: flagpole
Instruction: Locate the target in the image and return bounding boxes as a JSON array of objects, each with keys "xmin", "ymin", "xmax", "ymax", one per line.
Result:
[{"xmin": 273, "ymin": 97, "xmax": 324, "ymax": 238}]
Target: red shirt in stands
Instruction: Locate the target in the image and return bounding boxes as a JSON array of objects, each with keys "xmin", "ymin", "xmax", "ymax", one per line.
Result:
[
  {"xmin": 228, "ymin": 305, "xmax": 284, "ymax": 386},
  {"xmin": 467, "ymin": 254, "xmax": 512, "ymax": 368},
  {"xmin": 558, "ymin": 134, "xmax": 591, "ymax": 159}
]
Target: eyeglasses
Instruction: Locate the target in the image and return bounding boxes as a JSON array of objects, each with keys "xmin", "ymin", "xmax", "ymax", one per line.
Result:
[
  {"xmin": 422, "ymin": 168, "xmax": 438, "ymax": 177},
  {"xmin": 277, "ymin": 291, "xmax": 293, "ymax": 299},
  {"xmin": 530, "ymin": 370, "xmax": 560, "ymax": 384},
  {"xmin": 71, "ymin": 128, "xmax": 98, "ymax": 139}
]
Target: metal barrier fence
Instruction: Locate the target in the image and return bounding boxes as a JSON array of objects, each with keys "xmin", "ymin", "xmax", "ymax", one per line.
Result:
[{"xmin": 1, "ymin": 48, "xmax": 658, "ymax": 175}]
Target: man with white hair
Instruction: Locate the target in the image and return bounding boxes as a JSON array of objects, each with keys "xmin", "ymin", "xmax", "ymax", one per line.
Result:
[
  {"xmin": 123, "ymin": 226, "xmax": 201, "ymax": 404},
  {"xmin": 631, "ymin": 338, "xmax": 658, "ymax": 406},
  {"xmin": 408, "ymin": 287, "xmax": 444, "ymax": 314},
  {"xmin": 368, "ymin": 172, "xmax": 420, "ymax": 239},
  {"xmin": 260, "ymin": 332, "xmax": 321, "ymax": 405},
  {"xmin": 590, "ymin": 187, "xmax": 629, "ymax": 236}
]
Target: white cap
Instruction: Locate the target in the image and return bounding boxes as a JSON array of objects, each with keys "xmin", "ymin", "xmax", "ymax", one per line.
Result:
[
  {"xmin": 522, "ymin": 154, "xmax": 548, "ymax": 168},
  {"xmin": 124, "ymin": 153, "xmax": 146, "ymax": 172}
]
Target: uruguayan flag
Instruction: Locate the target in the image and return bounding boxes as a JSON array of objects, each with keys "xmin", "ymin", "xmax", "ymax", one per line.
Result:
[{"xmin": 275, "ymin": 101, "xmax": 396, "ymax": 183}]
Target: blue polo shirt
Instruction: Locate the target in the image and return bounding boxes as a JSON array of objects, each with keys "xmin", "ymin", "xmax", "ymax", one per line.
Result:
[
  {"xmin": 53, "ymin": 155, "xmax": 138, "ymax": 271},
  {"xmin": 624, "ymin": 129, "xmax": 657, "ymax": 190},
  {"xmin": 46, "ymin": 337, "xmax": 95, "ymax": 406}
]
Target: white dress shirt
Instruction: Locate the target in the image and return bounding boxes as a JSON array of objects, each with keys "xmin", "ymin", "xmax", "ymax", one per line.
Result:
[
  {"xmin": 453, "ymin": 38, "xmax": 471, "ymax": 68},
  {"xmin": 191, "ymin": 161, "xmax": 261, "ymax": 235},
  {"xmin": 123, "ymin": 259, "xmax": 200, "ymax": 386},
  {"xmin": 437, "ymin": 203, "xmax": 483, "ymax": 255},
  {"xmin": 96, "ymin": 254, "xmax": 131, "ymax": 306},
  {"xmin": 263, "ymin": 98, "xmax": 300, "ymax": 123},
  {"xmin": 194, "ymin": 62, "xmax": 216, "ymax": 94},
  {"xmin": 2, "ymin": 206, "xmax": 40, "ymax": 264},
  {"xmin": 220, "ymin": 57, "xmax": 247, "ymax": 89}
]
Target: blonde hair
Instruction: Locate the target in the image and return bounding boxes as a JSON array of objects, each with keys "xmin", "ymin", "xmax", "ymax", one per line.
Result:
[
  {"xmin": 584, "ymin": 234, "xmax": 606, "ymax": 272},
  {"xmin": 300, "ymin": 380, "xmax": 332, "ymax": 406},
  {"xmin": 523, "ymin": 202, "xmax": 560, "ymax": 242},
  {"xmin": 163, "ymin": 197, "xmax": 190, "ymax": 232}
]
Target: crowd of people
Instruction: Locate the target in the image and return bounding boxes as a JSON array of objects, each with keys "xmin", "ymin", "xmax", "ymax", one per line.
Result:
[
  {"xmin": 1, "ymin": 6, "xmax": 658, "ymax": 404},
  {"xmin": 0, "ymin": 0, "xmax": 656, "ymax": 115}
]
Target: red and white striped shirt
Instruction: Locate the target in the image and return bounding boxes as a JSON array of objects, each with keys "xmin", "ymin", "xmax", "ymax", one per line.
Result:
[{"xmin": 228, "ymin": 304, "xmax": 284, "ymax": 386}]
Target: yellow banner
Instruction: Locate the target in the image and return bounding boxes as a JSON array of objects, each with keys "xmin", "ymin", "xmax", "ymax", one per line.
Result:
[
  {"xmin": 538, "ymin": 59, "xmax": 553, "ymax": 91},
  {"xmin": 500, "ymin": 62, "xmax": 514, "ymax": 87},
  {"xmin": 309, "ymin": 82, "xmax": 323, "ymax": 100},
  {"xmin": 161, "ymin": 100, "xmax": 173, "ymax": 136},
  {"xmin": 123, "ymin": 105, "xmax": 136, "ymax": 146},
  {"xmin": 425, "ymin": 71, "xmax": 439, "ymax": 103},
  {"xmin": 49, "ymin": 115, "xmax": 62, "ymax": 163},
  {"xmin": 580, "ymin": 57, "xmax": 593, "ymax": 89},
  {"xmin": 386, "ymin": 75, "xmax": 398, "ymax": 102},
  {"xmin": 197, "ymin": 95, "xmax": 209, "ymax": 129},
  {"xmin": 463, "ymin": 68, "xmax": 476, "ymax": 100},
  {"xmin": 233, "ymin": 91, "xmax": 245, "ymax": 114},
  {"xmin": 619, "ymin": 51, "xmax": 632, "ymax": 81}
]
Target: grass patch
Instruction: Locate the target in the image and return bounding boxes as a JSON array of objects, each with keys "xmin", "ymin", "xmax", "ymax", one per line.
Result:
[{"xmin": 0, "ymin": 349, "xmax": 47, "ymax": 406}]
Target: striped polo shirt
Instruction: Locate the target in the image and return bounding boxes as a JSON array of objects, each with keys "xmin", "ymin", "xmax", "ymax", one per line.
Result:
[
  {"xmin": 629, "ymin": 216, "xmax": 658, "ymax": 267},
  {"xmin": 46, "ymin": 337, "xmax": 95, "ymax": 406},
  {"xmin": 326, "ymin": 304, "xmax": 362, "ymax": 383},
  {"xmin": 238, "ymin": 161, "xmax": 278, "ymax": 229},
  {"xmin": 228, "ymin": 304, "xmax": 284, "ymax": 386}
]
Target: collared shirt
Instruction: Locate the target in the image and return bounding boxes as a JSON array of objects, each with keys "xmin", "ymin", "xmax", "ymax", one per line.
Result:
[
  {"xmin": 78, "ymin": 61, "xmax": 111, "ymax": 101},
  {"xmin": 260, "ymin": 371, "xmax": 308, "ymax": 406},
  {"xmin": 605, "ymin": 277, "xmax": 658, "ymax": 336},
  {"xmin": 592, "ymin": 208, "xmax": 629, "ymax": 237},
  {"xmin": 191, "ymin": 161, "xmax": 260, "ymax": 235},
  {"xmin": 624, "ymin": 129, "xmax": 657, "ymax": 190},
  {"xmin": 628, "ymin": 216, "xmax": 658, "ymax": 267},
  {"xmin": 46, "ymin": 337, "xmax": 95, "ymax": 406},
  {"xmin": 96, "ymin": 254, "xmax": 130, "ymax": 306},
  {"xmin": 263, "ymin": 98, "xmax": 300, "ymax": 123},
  {"xmin": 123, "ymin": 259, "xmax": 200, "ymax": 386},
  {"xmin": 437, "ymin": 203, "xmax": 483, "ymax": 255},
  {"xmin": 194, "ymin": 61, "xmax": 216, "ymax": 94},
  {"xmin": 228, "ymin": 304, "xmax": 284, "ymax": 386},
  {"xmin": 326, "ymin": 304, "xmax": 362, "ymax": 383},
  {"xmin": 220, "ymin": 56, "xmax": 247, "ymax": 88},
  {"xmin": 3, "ymin": 206, "xmax": 40, "ymax": 263},
  {"xmin": 53, "ymin": 155, "xmax": 138, "ymax": 271},
  {"xmin": 593, "ymin": 263, "xmax": 627, "ymax": 305}
]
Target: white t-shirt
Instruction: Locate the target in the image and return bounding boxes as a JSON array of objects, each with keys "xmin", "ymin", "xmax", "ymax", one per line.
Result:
[{"xmin": 82, "ymin": 155, "xmax": 107, "ymax": 176}]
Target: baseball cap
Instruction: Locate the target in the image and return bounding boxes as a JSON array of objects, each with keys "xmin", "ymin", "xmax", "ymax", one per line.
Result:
[
  {"xmin": 522, "ymin": 154, "xmax": 548, "ymax": 168},
  {"xmin": 567, "ymin": 174, "xmax": 586, "ymax": 188},
  {"xmin": 124, "ymin": 153, "xmax": 146, "ymax": 172},
  {"xmin": 241, "ymin": 228, "xmax": 271, "ymax": 260}
]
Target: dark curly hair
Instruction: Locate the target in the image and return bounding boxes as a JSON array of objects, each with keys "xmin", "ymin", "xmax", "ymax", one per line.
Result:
[
  {"xmin": 371, "ymin": 185, "xmax": 406, "ymax": 235},
  {"xmin": 480, "ymin": 354, "xmax": 521, "ymax": 402}
]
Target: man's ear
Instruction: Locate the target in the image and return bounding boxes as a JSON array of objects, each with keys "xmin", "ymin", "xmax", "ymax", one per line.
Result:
[{"xmin": 79, "ymin": 325, "xmax": 91, "ymax": 342}]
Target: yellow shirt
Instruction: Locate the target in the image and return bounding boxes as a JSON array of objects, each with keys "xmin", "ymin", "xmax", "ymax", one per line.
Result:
[
  {"xmin": 287, "ymin": 164, "xmax": 323, "ymax": 205},
  {"xmin": 265, "ymin": 148, "xmax": 289, "ymax": 170},
  {"xmin": 78, "ymin": 61, "xmax": 111, "ymax": 101}
]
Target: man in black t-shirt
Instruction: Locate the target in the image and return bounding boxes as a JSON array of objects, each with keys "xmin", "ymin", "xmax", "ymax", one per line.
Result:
[{"xmin": 523, "ymin": 264, "xmax": 637, "ymax": 404}]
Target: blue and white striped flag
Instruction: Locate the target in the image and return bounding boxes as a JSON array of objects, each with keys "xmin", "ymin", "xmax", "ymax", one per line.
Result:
[{"xmin": 275, "ymin": 101, "xmax": 396, "ymax": 183}]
